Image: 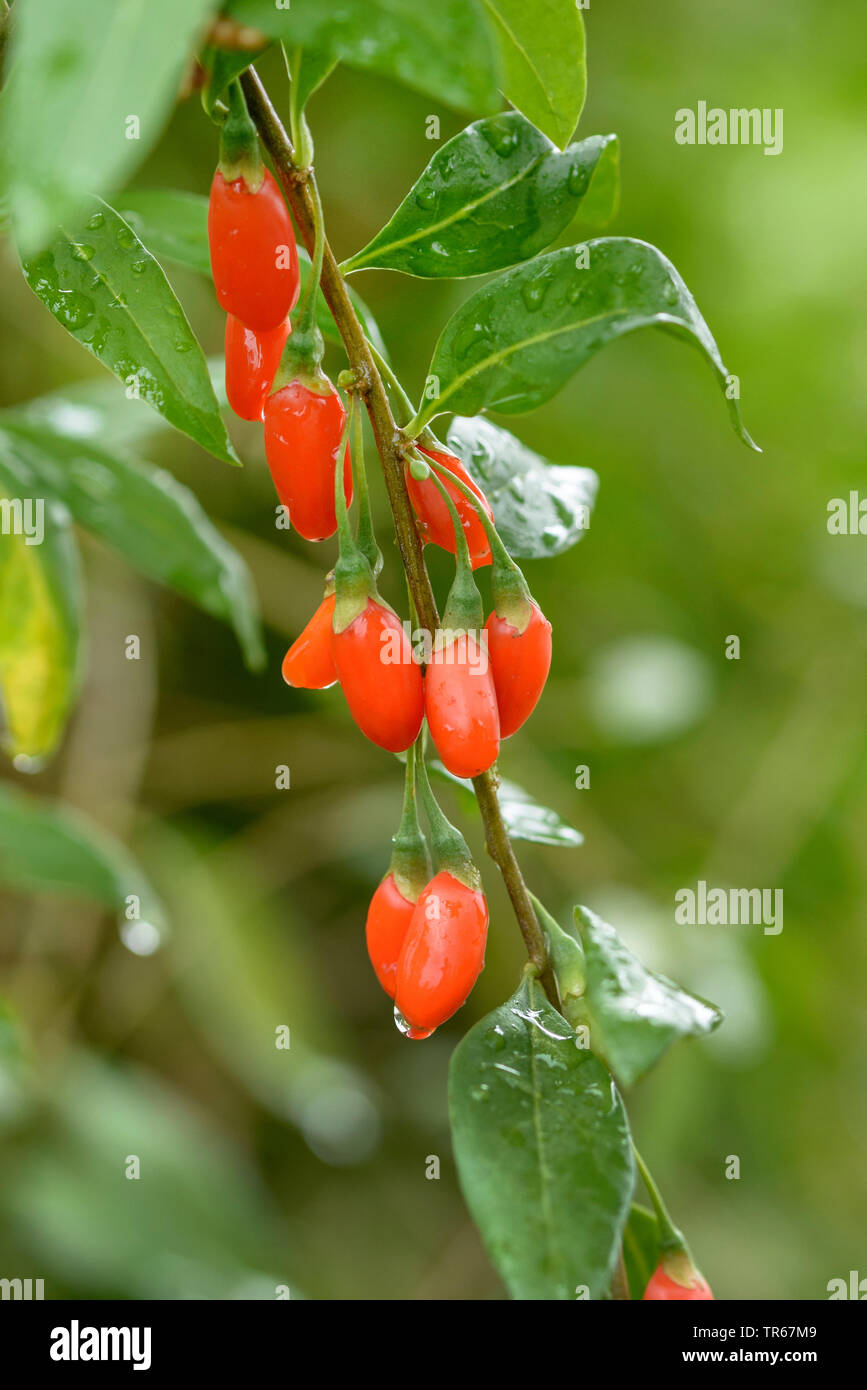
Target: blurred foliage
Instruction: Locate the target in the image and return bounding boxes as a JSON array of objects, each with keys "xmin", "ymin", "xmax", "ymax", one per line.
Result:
[{"xmin": 1, "ymin": 0, "xmax": 865, "ymax": 1299}]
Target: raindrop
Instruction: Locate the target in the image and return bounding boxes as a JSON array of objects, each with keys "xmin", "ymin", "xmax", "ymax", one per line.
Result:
[
  {"xmin": 70, "ymin": 242, "xmax": 95, "ymax": 262},
  {"xmin": 86, "ymin": 211, "xmax": 105, "ymax": 231},
  {"xmin": 567, "ymin": 163, "xmax": 589, "ymax": 197},
  {"xmin": 480, "ymin": 115, "xmax": 519, "ymax": 157},
  {"xmin": 521, "ymin": 274, "xmax": 551, "ymax": 312},
  {"xmin": 130, "ymin": 260, "xmax": 147, "ymax": 276},
  {"xmin": 12, "ymin": 752, "xmax": 45, "ymax": 774},
  {"xmin": 415, "ymin": 185, "xmax": 439, "ymax": 212},
  {"xmin": 120, "ymin": 918, "xmax": 162, "ymax": 956},
  {"xmin": 115, "ymin": 223, "xmax": 137, "ymax": 250}
]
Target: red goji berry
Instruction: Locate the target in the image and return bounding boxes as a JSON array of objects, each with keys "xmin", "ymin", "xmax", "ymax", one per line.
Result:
[
  {"xmin": 282, "ymin": 591, "xmax": 338, "ymax": 690},
  {"xmin": 225, "ymin": 314, "xmax": 290, "ymax": 422},
  {"xmin": 643, "ymin": 1260, "xmax": 714, "ymax": 1301},
  {"xmin": 331, "ymin": 598, "xmax": 424, "ymax": 753},
  {"xmin": 365, "ymin": 873, "xmax": 417, "ymax": 999},
  {"xmin": 395, "ymin": 870, "xmax": 488, "ymax": 1036},
  {"xmin": 485, "ymin": 599, "xmax": 552, "ymax": 738},
  {"xmin": 406, "ymin": 447, "xmax": 493, "ymax": 569},
  {"xmin": 208, "ymin": 168, "xmax": 299, "ymax": 332},
  {"xmin": 263, "ymin": 377, "xmax": 353, "ymax": 542},
  {"xmin": 424, "ymin": 632, "xmax": 500, "ymax": 778}
]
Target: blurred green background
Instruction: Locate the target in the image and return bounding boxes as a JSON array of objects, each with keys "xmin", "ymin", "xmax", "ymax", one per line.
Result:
[{"xmin": 1, "ymin": 0, "xmax": 865, "ymax": 1299}]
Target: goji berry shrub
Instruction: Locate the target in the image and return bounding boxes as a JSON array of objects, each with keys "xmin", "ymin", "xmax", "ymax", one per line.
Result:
[{"xmin": 0, "ymin": 2, "xmax": 760, "ymax": 1299}]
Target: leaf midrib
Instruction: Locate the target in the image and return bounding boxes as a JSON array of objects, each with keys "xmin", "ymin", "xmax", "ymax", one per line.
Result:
[{"xmin": 348, "ymin": 147, "xmax": 550, "ymax": 271}]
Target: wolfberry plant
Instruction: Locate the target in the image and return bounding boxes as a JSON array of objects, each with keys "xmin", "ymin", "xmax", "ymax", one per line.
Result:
[{"xmin": 0, "ymin": 1, "xmax": 759, "ymax": 1299}]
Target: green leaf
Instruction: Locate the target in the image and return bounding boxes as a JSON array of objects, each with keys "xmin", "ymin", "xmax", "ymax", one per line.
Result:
[
  {"xmin": 482, "ymin": 0, "xmax": 586, "ymax": 148},
  {"xmin": 226, "ymin": 0, "xmax": 499, "ymax": 113},
  {"xmin": 449, "ymin": 970, "xmax": 634, "ymax": 1299},
  {"xmin": 0, "ymin": 417, "xmax": 265, "ymax": 669},
  {"xmin": 0, "ymin": 0, "xmax": 218, "ymax": 256},
  {"xmin": 416, "ymin": 238, "xmax": 760, "ymax": 450},
  {"xmin": 570, "ymin": 134, "xmax": 620, "ymax": 229},
  {"xmin": 0, "ymin": 781, "xmax": 165, "ymax": 930},
  {"xmin": 573, "ymin": 905, "xmax": 723, "ymax": 1088},
  {"xmin": 0, "ymin": 442, "xmax": 81, "ymax": 764},
  {"xmin": 200, "ymin": 41, "xmax": 269, "ymax": 119},
  {"xmin": 21, "ymin": 198, "xmax": 238, "ymax": 465},
  {"xmin": 115, "ymin": 190, "xmax": 213, "ymax": 276},
  {"xmin": 343, "ymin": 115, "xmax": 618, "ymax": 278},
  {"xmin": 287, "ymin": 45, "xmax": 338, "ymax": 112},
  {"xmin": 623, "ymin": 1203, "xmax": 660, "ymax": 1300},
  {"xmin": 114, "ymin": 189, "xmax": 388, "ymax": 359},
  {"xmin": 447, "ymin": 415, "xmax": 597, "ymax": 557},
  {"xmin": 429, "ymin": 760, "xmax": 582, "ymax": 847}
]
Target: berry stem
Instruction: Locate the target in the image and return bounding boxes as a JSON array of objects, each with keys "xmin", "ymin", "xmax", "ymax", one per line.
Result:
[
  {"xmin": 390, "ymin": 743, "xmax": 430, "ymax": 901},
  {"xmin": 634, "ymin": 1146, "xmax": 689, "ymax": 1254},
  {"xmin": 351, "ymin": 400, "xmax": 382, "ymax": 578},
  {"xmin": 420, "ymin": 455, "xmax": 484, "ymax": 634}
]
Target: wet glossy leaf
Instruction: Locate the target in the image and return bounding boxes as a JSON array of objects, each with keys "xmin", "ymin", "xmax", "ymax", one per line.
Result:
[
  {"xmin": 343, "ymin": 115, "xmax": 618, "ymax": 278},
  {"xmin": 116, "ymin": 189, "xmax": 388, "ymax": 358},
  {"xmin": 449, "ymin": 970, "xmax": 634, "ymax": 1299},
  {"xmin": 0, "ymin": 417, "xmax": 265, "ymax": 669},
  {"xmin": 2, "ymin": 1053, "xmax": 292, "ymax": 1298},
  {"xmin": 417, "ymin": 238, "xmax": 759, "ymax": 450},
  {"xmin": 0, "ymin": 0, "xmax": 217, "ymax": 256},
  {"xmin": 0, "ymin": 781, "xmax": 165, "ymax": 930},
  {"xmin": 447, "ymin": 415, "xmax": 597, "ymax": 557},
  {"xmin": 429, "ymin": 761, "xmax": 582, "ymax": 847},
  {"xmin": 0, "ymin": 442, "xmax": 81, "ymax": 764},
  {"xmin": 116, "ymin": 190, "xmax": 213, "ymax": 275},
  {"xmin": 21, "ymin": 199, "xmax": 238, "ymax": 465},
  {"xmin": 623, "ymin": 1203, "xmax": 660, "ymax": 1300},
  {"xmin": 484, "ymin": 0, "xmax": 587, "ymax": 148},
  {"xmin": 574, "ymin": 905, "xmax": 723, "ymax": 1088},
  {"xmin": 227, "ymin": 0, "xmax": 499, "ymax": 113}
]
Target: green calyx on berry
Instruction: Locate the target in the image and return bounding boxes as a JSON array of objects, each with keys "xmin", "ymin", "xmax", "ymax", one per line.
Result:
[
  {"xmin": 424, "ymin": 449, "xmax": 536, "ymax": 633},
  {"xmin": 270, "ymin": 321, "xmax": 327, "ymax": 395},
  {"xmin": 390, "ymin": 744, "xmax": 430, "ymax": 902},
  {"xmin": 527, "ymin": 895, "xmax": 585, "ymax": 1024},
  {"xmin": 415, "ymin": 749, "xmax": 481, "ymax": 892},
  {"xmin": 217, "ymin": 81, "xmax": 264, "ymax": 190}
]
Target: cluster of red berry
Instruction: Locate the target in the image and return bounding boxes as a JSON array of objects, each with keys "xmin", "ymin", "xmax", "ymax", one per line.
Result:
[{"xmin": 208, "ymin": 141, "xmax": 553, "ymax": 1040}]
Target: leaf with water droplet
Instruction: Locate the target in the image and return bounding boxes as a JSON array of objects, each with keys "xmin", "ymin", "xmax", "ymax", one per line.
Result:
[
  {"xmin": 21, "ymin": 198, "xmax": 238, "ymax": 465},
  {"xmin": 448, "ymin": 415, "xmax": 597, "ymax": 558},
  {"xmin": 0, "ymin": 440, "xmax": 81, "ymax": 763},
  {"xmin": 417, "ymin": 238, "xmax": 760, "ymax": 451},
  {"xmin": 342, "ymin": 114, "xmax": 618, "ymax": 278},
  {"xmin": 0, "ymin": 417, "xmax": 265, "ymax": 671},
  {"xmin": 573, "ymin": 905, "xmax": 723, "ymax": 1088},
  {"xmin": 449, "ymin": 970, "xmax": 634, "ymax": 1299}
]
